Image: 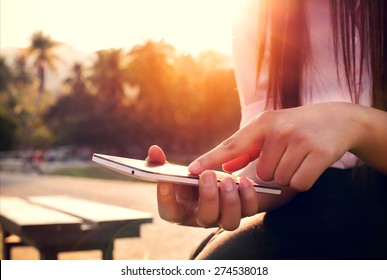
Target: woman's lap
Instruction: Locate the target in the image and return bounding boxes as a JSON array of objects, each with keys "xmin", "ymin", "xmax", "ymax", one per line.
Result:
[{"xmin": 192, "ymin": 168, "xmax": 387, "ymax": 259}]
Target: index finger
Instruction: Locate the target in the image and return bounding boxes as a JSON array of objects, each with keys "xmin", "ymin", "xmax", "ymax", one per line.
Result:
[{"xmin": 188, "ymin": 121, "xmax": 265, "ymax": 174}]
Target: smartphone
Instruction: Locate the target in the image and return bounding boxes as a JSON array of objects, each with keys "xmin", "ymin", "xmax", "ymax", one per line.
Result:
[{"xmin": 92, "ymin": 153, "xmax": 281, "ymax": 195}]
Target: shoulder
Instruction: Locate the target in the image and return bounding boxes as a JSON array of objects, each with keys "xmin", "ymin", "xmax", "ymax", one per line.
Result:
[{"xmin": 232, "ymin": 0, "xmax": 262, "ymax": 107}]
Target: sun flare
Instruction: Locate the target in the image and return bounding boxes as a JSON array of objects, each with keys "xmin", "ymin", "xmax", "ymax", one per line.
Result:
[{"xmin": 1, "ymin": 0, "xmax": 248, "ymax": 55}]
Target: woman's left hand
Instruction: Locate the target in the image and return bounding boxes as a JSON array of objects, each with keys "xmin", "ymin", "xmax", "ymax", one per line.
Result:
[{"xmin": 147, "ymin": 145, "xmax": 259, "ymax": 231}]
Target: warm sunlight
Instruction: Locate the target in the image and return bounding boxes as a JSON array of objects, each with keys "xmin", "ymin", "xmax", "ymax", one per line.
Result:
[{"xmin": 1, "ymin": 0, "xmax": 246, "ymax": 55}]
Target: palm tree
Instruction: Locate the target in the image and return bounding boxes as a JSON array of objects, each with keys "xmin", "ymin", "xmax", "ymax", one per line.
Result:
[
  {"xmin": 63, "ymin": 62, "xmax": 88, "ymax": 96},
  {"xmin": 27, "ymin": 31, "xmax": 60, "ymax": 93},
  {"xmin": 0, "ymin": 57, "xmax": 13, "ymax": 93},
  {"xmin": 126, "ymin": 40, "xmax": 176, "ymax": 118},
  {"xmin": 13, "ymin": 54, "xmax": 34, "ymax": 88},
  {"xmin": 89, "ymin": 48, "xmax": 129, "ymax": 107},
  {"xmin": 127, "ymin": 40, "xmax": 175, "ymax": 95}
]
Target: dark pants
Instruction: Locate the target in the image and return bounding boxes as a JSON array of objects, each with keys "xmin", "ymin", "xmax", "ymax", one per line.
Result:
[{"xmin": 191, "ymin": 167, "xmax": 387, "ymax": 259}]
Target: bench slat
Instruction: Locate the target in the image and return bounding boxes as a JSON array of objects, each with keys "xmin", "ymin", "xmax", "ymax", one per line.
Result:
[
  {"xmin": 0, "ymin": 197, "xmax": 82, "ymax": 226},
  {"xmin": 1, "ymin": 195, "xmax": 153, "ymax": 259},
  {"xmin": 28, "ymin": 196, "xmax": 153, "ymax": 223}
]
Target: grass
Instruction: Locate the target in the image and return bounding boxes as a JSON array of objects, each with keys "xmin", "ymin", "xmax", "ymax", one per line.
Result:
[{"xmin": 46, "ymin": 166, "xmax": 136, "ymax": 181}]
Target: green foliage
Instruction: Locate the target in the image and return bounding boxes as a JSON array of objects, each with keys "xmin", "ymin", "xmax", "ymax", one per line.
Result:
[
  {"xmin": 0, "ymin": 57, "xmax": 13, "ymax": 92},
  {"xmin": 0, "ymin": 114, "xmax": 17, "ymax": 151},
  {"xmin": 1, "ymin": 49, "xmax": 54, "ymax": 150},
  {"xmin": 28, "ymin": 31, "xmax": 60, "ymax": 93},
  {"xmin": 2, "ymin": 34, "xmax": 240, "ymax": 161}
]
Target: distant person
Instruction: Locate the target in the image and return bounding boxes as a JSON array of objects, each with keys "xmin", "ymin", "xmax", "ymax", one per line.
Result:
[
  {"xmin": 146, "ymin": 0, "xmax": 387, "ymax": 259},
  {"xmin": 31, "ymin": 150, "xmax": 44, "ymax": 174},
  {"xmin": 22, "ymin": 149, "xmax": 43, "ymax": 174}
]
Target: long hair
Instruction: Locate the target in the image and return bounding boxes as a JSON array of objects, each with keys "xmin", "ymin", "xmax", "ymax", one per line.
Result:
[{"xmin": 256, "ymin": 0, "xmax": 387, "ymax": 110}]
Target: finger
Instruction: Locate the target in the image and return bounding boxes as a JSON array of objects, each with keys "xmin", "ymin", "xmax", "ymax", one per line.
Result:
[
  {"xmin": 219, "ymin": 177, "xmax": 241, "ymax": 231},
  {"xmin": 175, "ymin": 185, "xmax": 197, "ymax": 204},
  {"xmin": 273, "ymin": 145, "xmax": 307, "ymax": 187},
  {"xmin": 222, "ymin": 149, "xmax": 261, "ymax": 173},
  {"xmin": 146, "ymin": 145, "xmax": 167, "ymax": 164},
  {"xmin": 238, "ymin": 176, "xmax": 258, "ymax": 217},
  {"xmin": 196, "ymin": 171, "xmax": 220, "ymax": 227},
  {"xmin": 289, "ymin": 153, "xmax": 330, "ymax": 192},
  {"xmin": 188, "ymin": 123, "xmax": 265, "ymax": 174},
  {"xmin": 255, "ymin": 140, "xmax": 286, "ymax": 181},
  {"xmin": 157, "ymin": 183, "xmax": 184, "ymax": 222}
]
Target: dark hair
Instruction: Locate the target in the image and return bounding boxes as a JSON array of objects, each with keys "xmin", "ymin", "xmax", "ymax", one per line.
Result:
[{"xmin": 256, "ymin": 0, "xmax": 386, "ymax": 110}]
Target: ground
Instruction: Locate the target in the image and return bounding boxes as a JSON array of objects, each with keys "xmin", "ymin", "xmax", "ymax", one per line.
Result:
[{"xmin": 0, "ymin": 172, "xmax": 214, "ymax": 260}]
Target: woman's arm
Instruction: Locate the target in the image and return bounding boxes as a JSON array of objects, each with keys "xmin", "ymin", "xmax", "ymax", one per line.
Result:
[
  {"xmin": 188, "ymin": 102, "xmax": 387, "ymax": 195},
  {"xmin": 350, "ymin": 104, "xmax": 387, "ymax": 174},
  {"xmin": 150, "ymin": 103, "xmax": 387, "ymax": 229}
]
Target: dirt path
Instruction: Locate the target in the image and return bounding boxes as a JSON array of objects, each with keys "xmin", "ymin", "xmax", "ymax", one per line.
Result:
[{"xmin": 0, "ymin": 172, "xmax": 214, "ymax": 260}]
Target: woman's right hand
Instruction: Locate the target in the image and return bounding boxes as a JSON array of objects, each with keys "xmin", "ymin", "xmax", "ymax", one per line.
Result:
[{"xmin": 146, "ymin": 145, "xmax": 259, "ymax": 231}]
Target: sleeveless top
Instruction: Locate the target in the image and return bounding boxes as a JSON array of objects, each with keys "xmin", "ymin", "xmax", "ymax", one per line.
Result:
[{"xmin": 232, "ymin": 0, "xmax": 371, "ymax": 170}]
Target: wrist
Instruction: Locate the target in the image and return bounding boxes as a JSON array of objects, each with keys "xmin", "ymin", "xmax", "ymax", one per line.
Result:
[
  {"xmin": 347, "ymin": 104, "xmax": 370, "ymax": 154},
  {"xmin": 347, "ymin": 104, "xmax": 387, "ymax": 173}
]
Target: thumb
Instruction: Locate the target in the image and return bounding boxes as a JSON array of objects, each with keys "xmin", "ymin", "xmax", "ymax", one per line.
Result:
[{"xmin": 146, "ymin": 145, "xmax": 167, "ymax": 164}]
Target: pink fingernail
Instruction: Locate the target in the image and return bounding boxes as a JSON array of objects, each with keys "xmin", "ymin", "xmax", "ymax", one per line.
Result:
[
  {"xmin": 239, "ymin": 177, "xmax": 251, "ymax": 189},
  {"xmin": 188, "ymin": 161, "xmax": 201, "ymax": 173},
  {"xmin": 223, "ymin": 178, "xmax": 234, "ymax": 192},
  {"xmin": 201, "ymin": 171, "xmax": 215, "ymax": 186},
  {"xmin": 159, "ymin": 184, "xmax": 170, "ymax": 195}
]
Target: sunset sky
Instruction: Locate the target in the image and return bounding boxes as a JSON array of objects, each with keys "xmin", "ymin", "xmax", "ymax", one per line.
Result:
[{"xmin": 1, "ymin": 0, "xmax": 244, "ymax": 55}]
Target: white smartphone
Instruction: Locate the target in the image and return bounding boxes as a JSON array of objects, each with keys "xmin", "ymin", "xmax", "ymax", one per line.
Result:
[{"xmin": 92, "ymin": 153, "xmax": 281, "ymax": 195}]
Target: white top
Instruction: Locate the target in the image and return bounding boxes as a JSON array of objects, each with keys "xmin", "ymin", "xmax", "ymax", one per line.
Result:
[{"xmin": 232, "ymin": 0, "xmax": 371, "ymax": 169}]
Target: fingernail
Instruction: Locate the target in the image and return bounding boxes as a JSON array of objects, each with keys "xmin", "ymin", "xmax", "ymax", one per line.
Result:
[
  {"xmin": 223, "ymin": 177, "xmax": 234, "ymax": 192},
  {"xmin": 188, "ymin": 161, "xmax": 201, "ymax": 173},
  {"xmin": 239, "ymin": 177, "xmax": 251, "ymax": 189},
  {"xmin": 201, "ymin": 171, "xmax": 216, "ymax": 186},
  {"xmin": 159, "ymin": 184, "xmax": 170, "ymax": 196}
]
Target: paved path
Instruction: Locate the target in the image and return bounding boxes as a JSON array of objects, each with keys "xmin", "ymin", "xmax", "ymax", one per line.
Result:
[{"xmin": 0, "ymin": 172, "xmax": 214, "ymax": 260}]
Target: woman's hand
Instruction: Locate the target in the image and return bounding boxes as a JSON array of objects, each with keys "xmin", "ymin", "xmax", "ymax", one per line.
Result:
[
  {"xmin": 147, "ymin": 145, "xmax": 259, "ymax": 230},
  {"xmin": 188, "ymin": 102, "xmax": 387, "ymax": 192}
]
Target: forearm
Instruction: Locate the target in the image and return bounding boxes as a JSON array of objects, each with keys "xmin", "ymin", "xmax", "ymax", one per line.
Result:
[
  {"xmin": 351, "ymin": 105, "xmax": 387, "ymax": 174},
  {"xmin": 236, "ymin": 103, "xmax": 387, "ymax": 212}
]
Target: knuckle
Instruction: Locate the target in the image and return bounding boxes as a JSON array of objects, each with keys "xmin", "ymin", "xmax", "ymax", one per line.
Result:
[
  {"xmin": 289, "ymin": 176, "xmax": 312, "ymax": 192},
  {"xmin": 257, "ymin": 110, "xmax": 275, "ymax": 122},
  {"xmin": 225, "ymin": 197, "xmax": 240, "ymax": 208},
  {"xmin": 291, "ymin": 129, "xmax": 309, "ymax": 144},
  {"xmin": 221, "ymin": 137, "xmax": 237, "ymax": 152},
  {"xmin": 256, "ymin": 168, "xmax": 274, "ymax": 182},
  {"xmin": 241, "ymin": 205, "xmax": 258, "ymax": 217},
  {"xmin": 196, "ymin": 215, "xmax": 218, "ymax": 228},
  {"xmin": 201, "ymin": 192, "xmax": 219, "ymax": 204},
  {"xmin": 239, "ymin": 195, "xmax": 258, "ymax": 217},
  {"xmin": 276, "ymin": 123, "xmax": 294, "ymax": 143},
  {"xmin": 255, "ymin": 158, "xmax": 275, "ymax": 182},
  {"xmin": 220, "ymin": 220, "xmax": 240, "ymax": 231},
  {"xmin": 256, "ymin": 110, "xmax": 279, "ymax": 131},
  {"xmin": 274, "ymin": 173, "xmax": 290, "ymax": 187}
]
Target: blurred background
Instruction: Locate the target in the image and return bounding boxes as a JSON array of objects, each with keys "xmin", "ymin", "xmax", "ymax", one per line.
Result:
[
  {"xmin": 0, "ymin": 0, "xmax": 244, "ymax": 259},
  {"xmin": 1, "ymin": 0, "xmax": 242, "ymax": 160}
]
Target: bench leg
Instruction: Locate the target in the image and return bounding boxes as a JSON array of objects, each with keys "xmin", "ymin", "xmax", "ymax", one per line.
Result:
[
  {"xmin": 39, "ymin": 248, "xmax": 58, "ymax": 260},
  {"xmin": 101, "ymin": 242, "xmax": 114, "ymax": 260},
  {"xmin": 3, "ymin": 243, "xmax": 12, "ymax": 260},
  {"xmin": 2, "ymin": 230, "xmax": 12, "ymax": 260}
]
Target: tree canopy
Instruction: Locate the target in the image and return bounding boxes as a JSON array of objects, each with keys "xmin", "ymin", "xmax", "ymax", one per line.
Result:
[{"xmin": 1, "ymin": 33, "xmax": 240, "ymax": 162}]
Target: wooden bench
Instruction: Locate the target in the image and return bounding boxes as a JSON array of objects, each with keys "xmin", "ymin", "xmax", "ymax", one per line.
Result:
[{"xmin": 0, "ymin": 196, "xmax": 153, "ymax": 260}]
